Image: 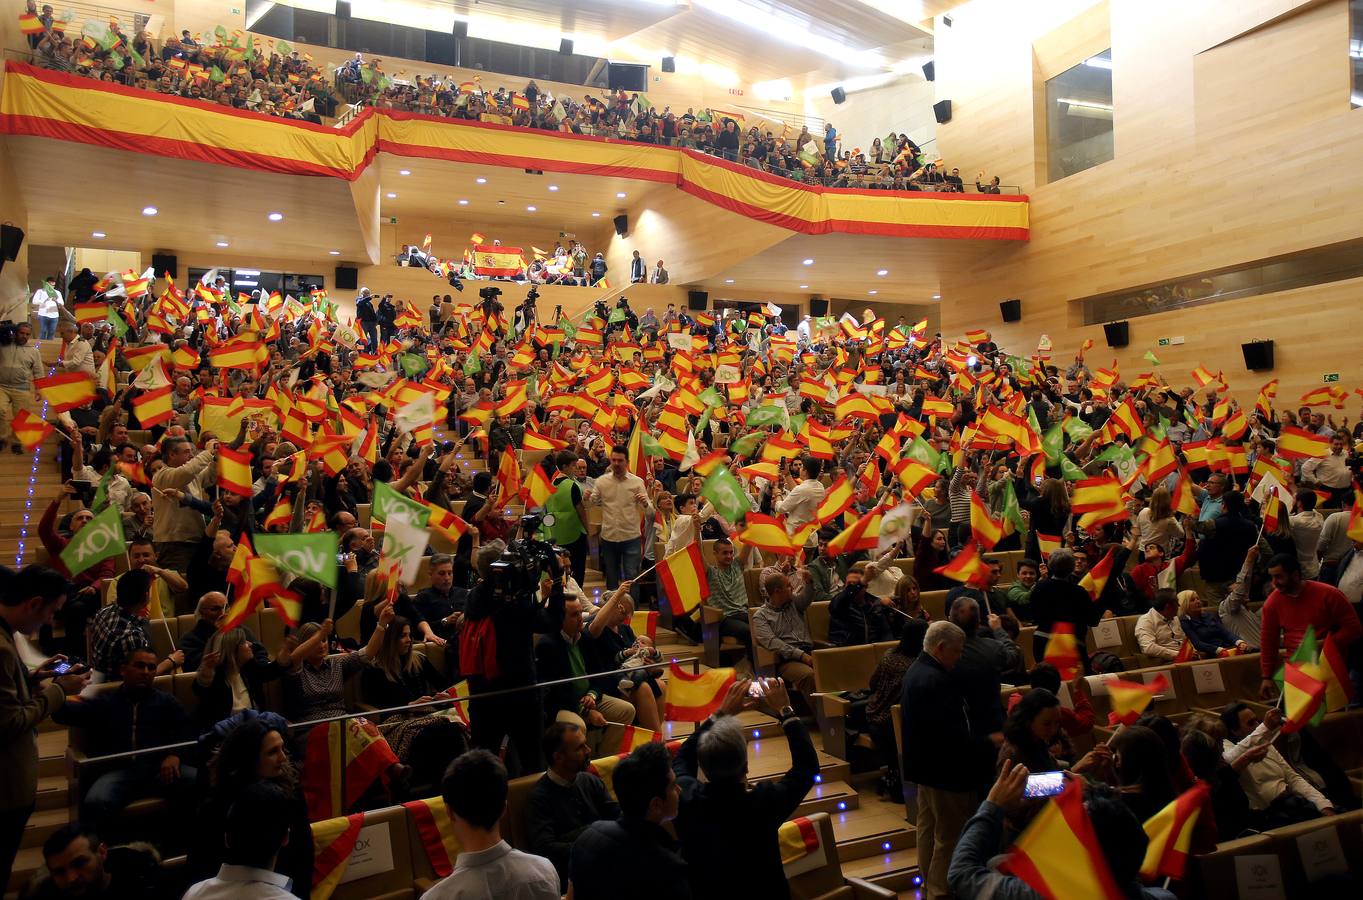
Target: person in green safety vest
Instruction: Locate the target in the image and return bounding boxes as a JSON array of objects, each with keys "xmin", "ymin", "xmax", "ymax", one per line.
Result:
[{"xmin": 543, "ymin": 450, "xmax": 589, "ymax": 585}]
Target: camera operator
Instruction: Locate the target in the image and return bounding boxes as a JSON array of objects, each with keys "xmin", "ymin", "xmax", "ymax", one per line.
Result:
[
  {"xmin": 461, "ymin": 523, "xmax": 566, "ymax": 776},
  {"xmin": 514, "ymin": 288, "xmax": 539, "ymax": 336},
  {"xmin": 0, "ymin": 321, "xmax": 43, "ymax": 455}
]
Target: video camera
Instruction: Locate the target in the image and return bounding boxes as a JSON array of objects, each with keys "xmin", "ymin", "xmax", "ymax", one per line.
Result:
[
  {"xmin": 0, "ymin": 320, "xmax": 19, "ymax": 346},
  {"xmin": 488, "ymin": 512, "xmax": 561, "ymax": 597},
  {"xmin": 479, "ymin": 285, "xmax": 504, "ymax": 315}
]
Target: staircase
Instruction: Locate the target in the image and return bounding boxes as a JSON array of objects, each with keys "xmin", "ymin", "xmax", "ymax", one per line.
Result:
[{"xmin": 0, "ymin": 337, "xmax": 63, "ymax": 570}]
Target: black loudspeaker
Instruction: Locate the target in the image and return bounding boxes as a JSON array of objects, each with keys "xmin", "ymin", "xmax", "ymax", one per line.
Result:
[
  {"xmin": 335, "ymin": 0, "xmax": 350, "ymax": 19},
  {"xmin": 999, "ymin": 298, "xmax": 1021, "ymax": 323},
  {"xmin": 0, "ymin": 223, "xmax": 24, "ymax": 261},
  {"xmin": 452, "ymin": 20, "xmax": 467, "ymax": 38},
  {"xmin": 335, "ymin": 266, "xmax": 358, "ymax": 290},
  {"xmin": 661, "ymin": 56, "xmax": 675, "ymax": 73},
  {"xmin": 1103, "ymin": 321, "xmax": 1129, "ymax": 348},
  {"xmin": 151, "ymin": 253, "xmax": 177, "ymax": 280},
  {"xmin": 1242, "ymin": 340, "xmax": 1275, "ymax": 371},
  {"xmin": 613, "ymin": 214, "xmax": 628, "ymax": 237},
  {"xmin": 559, "ymin": 38, "xmax": 573, "ymax": 55},
  {"xmin": 830, "ymin": 87, "xmax": 847, "ymax": 104},
  {"xmin": 922, "ymin": 60, "xmax": 935, "ymax": 82},
  {"xmin": 687, "ymin": 290, "xmax": 708, "ymax": 311},
  {"xmin": 809, "ymin": 295, "xmax": 828, "ymax": 317},
  {"xmin": 933, "ymin": 99, "xmax": 953, "ymax": 124}
]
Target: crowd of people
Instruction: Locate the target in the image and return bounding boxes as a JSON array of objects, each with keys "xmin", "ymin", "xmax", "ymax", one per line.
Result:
[
  {"xmin": 396, "ymin": 240, "xmax": 671, "ymax": 289},
  {"xmin": 0, "ymin": 251, "xmax": 1360, "ymax": 900},
  {"xmin": 17, "ymin": 6, "xmax": 1006, "ymax": 195}
]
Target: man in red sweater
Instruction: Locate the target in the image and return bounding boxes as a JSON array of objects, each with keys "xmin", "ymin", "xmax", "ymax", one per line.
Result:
[{"xmin": 1259, "ymin": 552, "xmax": 1363, "ymax": 699}]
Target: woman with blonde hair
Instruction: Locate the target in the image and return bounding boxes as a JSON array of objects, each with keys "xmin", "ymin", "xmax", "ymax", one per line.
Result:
[
  {"xmin": 1177, "ymin": 590, "xmax": 1250, "ymax": 656},
  {"xmin": 191, "ymin": 626, "xmax": 275, "ymax": 728},
  {"xmin": 1136, "ymin": 485, "xmax": 1182, "ymax": 551}
]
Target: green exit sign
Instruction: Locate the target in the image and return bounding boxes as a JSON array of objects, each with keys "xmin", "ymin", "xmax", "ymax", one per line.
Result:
[
  {"xmin": 1324, "ymin": 373, "xmax": 1340, "ymax": 382},
  {"xmin": 1157, "ymin": 338, "xmax": 1170, "ymax": 346},
  {"xmin": 388, "ymin": 216, "xmax": 398, "ymax": 224},
  {"xmin": 231, "ymin": 7, "xmax": 241, "ymax": 14}
]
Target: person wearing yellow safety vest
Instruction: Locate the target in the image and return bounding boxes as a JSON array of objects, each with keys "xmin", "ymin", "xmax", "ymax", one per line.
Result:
[{"xmin": 543, "ymin": 450, "xmax": 589, "ymax": 586}]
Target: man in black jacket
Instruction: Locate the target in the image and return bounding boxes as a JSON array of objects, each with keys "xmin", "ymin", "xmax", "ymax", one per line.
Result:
[
  {"xmin": 527, "ymin": 722, "xmax": 619, "ymax": 890},
  {"xmin": 377, "ymin": 294, "xmax": 398, "ymax": 345},
  {"xmin": 570, "ymin": 742, "xmax": 688, "ymax": 900},
  {"xmin": 535, "ymin": 598, "xmax": 635, "ymax": 755},
  {"xmin": 946, "ymin": 597, "xmax": 1017, "ymax": 794},
  {"xmin": 672, "ymin": 678, "xmax": 816, "ymax": 900},
  {"xmin": 355, "ymin": 288, "xmax": 378, "ymax": 350},
  {"xmin": 899, "ymin": 621, "xmax": 970, "ymax": 900},
  {"xmin": 52, "ymin": 649, "xmax": 195, "ymax": 841}
]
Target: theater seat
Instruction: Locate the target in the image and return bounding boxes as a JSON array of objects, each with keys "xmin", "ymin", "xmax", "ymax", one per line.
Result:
[
  {"xmin": 812, "ymin": 646, "xmax": 879, "ymax": 759},
  {"xmin": 786, "ymin": 811, "xmax": 895, "ymax": 900},
  {"xmin": 806, "ymin": 601, "xmax": 831, "ymax": 646},
  {"xmin": 323, "ymin": 805, "xmax": 416, "ymax": 900}
]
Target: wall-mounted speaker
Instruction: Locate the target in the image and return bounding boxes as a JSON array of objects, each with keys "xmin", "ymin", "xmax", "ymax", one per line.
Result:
[
  {"xmin": 559, "ymin": 38, "xmax": 573, "ymax": 55},
  {"xmin": 933, "ymin": 99, "xmax": 953, "ymax": 124},
  {"xmin": 999, "ymin": 298, "xmax": 1021, "ymax": 323},
  {"xmin": 1241, "ymin": 340, "xmax": 1275, "ymax": 371},
  {"xmin": 0, "ymin": 223, "xmax": 24, "ymax": 261},
  {"xmin": 613, "ymin": 214, "xmax": 628, "ymax": 238},
  {"xmin": 1103, "ymin": 321, "xmax": 1129, "ymax": 348},
  {"xmin": 661, "ymin": 56, "xmax": 675, "ymax": 73},
  {"xmin": 335, "ymin": 0, "xmax": 350, "ymax": 19},
  {"xmin": 151, "ymin": 253, "xmax": 177, "ymax": 280},
  {"xmin": 809, "ymin": 295, "xmax": 828, "ymax": 317},
  {"xmin": 335, "ymin": 266, "xmax": 358, "ymax": 290},
  {"xmin": 922, "ymin": 60, "xmax": 936, "ymax": 82},
  {"xmin": 687, "ymin": 290, "xmax": 708, "ymax": 311},
  {"xmin": 830, "ymin": 87, "xmax": 846, "ymax": 104},
  {"xmin": 452, "ymin": 20, "xmax": 467, "ymax": 38}
]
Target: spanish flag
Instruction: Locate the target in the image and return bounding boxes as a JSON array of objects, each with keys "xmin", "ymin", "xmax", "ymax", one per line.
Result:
[
  {"xmin": 472, "ymin": 245, "xmax": 524, "ymax": 278},
  {"xmin": 1281, "ymin": 660, "xmax": 1327, "ymax": 733},
  {"xmin": 170, "ymin": 346, "xmax": 200, "ymax": 370},
  {"xmin": 935, "ymin": 540, "xmax": 991, "ymax": 587},
  {"xmin": 663, "ymin": 663, "xmax": 736, "ymax": 722},
  {"xmin": 402, "ymin": 798, "xmax": 461, "ymax": 879},
  {"xmin": 1078, "ymin": 546, "xmax": 1117, "ymax": 602},
  {"xmin": 970, "ymin": 493, "xmax": 1003, "ymax": 550},
  {"xmin": 123, "ymin": 344, "xmax": 169, "ymax": 372},
  {"xmin": 35, "ymin": 372, "xmax": 96, "ymax": 413},
  {"xmin": 826, "ymin": 505, "xmax": 882, "ymax": 557},
  {"xmin": 11, "ymin": 409, "xmax": 53, "ymax": 452},
  {"xmin": 73, "ymin": 303, "xmax": 107, "ymax": 326},
  {"xmin": 264, "ymin": 494, "xmax": 293, "ymax": 530},
  {"xmin": 921, "ymin": 395, "xmax": 954, "ymax": 417},
  {"xmin": 815, "ymin": 475, "xmax": 854, "ymax": 524},
  {"xmin": 1275, "ymin": 425, "xmax": 1330, "ymax": 460},
  {"xmin": 1041, "ymin": 622, "xmax": 1082, "ymax": 679},
  {"xmin": 493, "ymin": 449, "xmax": 522, "ymax": 508},
  {"xmin": 965, "ymin": 329, "xmax": 990, "ymax": 344},
  {"xmin": 620, "ymin": 724, "xmax": 661, "ymax": 752},
  {"xmin": 1071, "ymin": 474, "xmax": 1128, "ymax": 529},
  {"xmin": 1107, "ymin": 675, "xmax": 1167, "ymax": 726},
  {"xmin": 894, "ymin": 458, "xmax": 938, "ymax": 498},
  {"xmin": 310, "ymin": 813, "xmax": 365, "ymax": 899},
  {"xmin": 657, "ymin": 543, "xmax": 708, "ymax": 617},
  {"xmin": 132, "ymin": 384, "xmax": 175, "ymax": 428},
  {"xmin": 217, "ymin": 446, "xmax": 255, "ymax": 497},
  {"xmin": 737, "ymin": 513, "xmax": 801, "ymax": 556},
  {"xmin": 777, "ymin": 817, "xmax": 822, "ymax": 865},
  {"xmin": 303, "ymin": 718, "xmax": 399, "ymax": 822},
  {"xmin": 524, "ymin": 463, "xmax": 554, "ymax": 508},
  {"xmin": 998, "ymin": 778, "xmax": 1125, "ymax": 900},
  {"xmin": 1140, "ymin": 782, "xmax": 1210, "ymax": 881},
  {"xmin": 1171, "ymin": 471, "xmax": 1199, "ymax": 517},
  {"xmin": 18, "ymin": 13, "xmax": 44, "ymax": 34}
]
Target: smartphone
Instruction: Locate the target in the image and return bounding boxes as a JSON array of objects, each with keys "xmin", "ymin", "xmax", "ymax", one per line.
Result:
[
  {"xmin": 50, "ymin": 661, "xmax": 73, "ymax": 675},
  {"xmin": 748, "ymin": 678, "xmax": 769, "ymax": 699},
  {"xmin": 1023, "ymin": 771, "xmax": 1066, "ymax": 799}
]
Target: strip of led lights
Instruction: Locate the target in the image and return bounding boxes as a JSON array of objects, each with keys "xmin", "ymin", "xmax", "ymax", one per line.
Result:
[{"xmin": 16, "ymin": 353, "xmax": 59, "ymax": 568}]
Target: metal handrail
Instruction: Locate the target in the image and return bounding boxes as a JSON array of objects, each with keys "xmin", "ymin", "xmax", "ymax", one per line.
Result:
[{"xmin": 69, "ymin": 653, "xmax": 704, "ymax": 767}]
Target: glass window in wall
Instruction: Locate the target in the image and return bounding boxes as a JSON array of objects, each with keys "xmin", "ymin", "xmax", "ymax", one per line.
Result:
[{"xmin": 1045, "ymin": 49, "xmax": 1113, "ymax": 182}]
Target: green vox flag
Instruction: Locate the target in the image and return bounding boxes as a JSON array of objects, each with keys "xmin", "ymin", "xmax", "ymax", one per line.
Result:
[
  {"xmin": 1058, "ymin": 455, "xmax": 1087, "ymax": 481},
  {"xmin": 210, "ymin": 65, "xmax": 225, "ymax": 83},
  {"xmin": 999, "ymin": 478, "xmax": 1026, "ymax": 536},
  {"xmin": 106, "ymin": 308, "xmax": 128, "ymax": 338},
  {"xmin": 745, "ymin": 403, "xmax": 788, "ymax": 430},
  {"xmin": 640, "ymin": 432, "xmax": 668, "ymax": 458},
  {"xmin": 60, "ymin": 504, "xmax": 125, "ymax": 576},
  {"xmin": 276, "ymin": 40, "xmax": 294, "ymax": 56},
  {"xmin": 1143, "ymin": 350, "xmax": 1161, "ymax": 366},
  {"xmin": 462, "ymin": 354, "xmax": 481, "ymax": 376},
  {"xmin": 1062, "ymin": 417, "xmax": 1094, "ymax": 442},
  {"xmin": 607, "ymin": 306, "xmax": 627, "ymax": 324},
  {"xmin": 728, "ymin": 431, "xmax": 764, "ymax": 458},
  {"xmin": 90, "ymin": 467, "xmax": 115, "ymax": 514},
  {"xmin": 1042, "ymin": 423, "xmax": 1064, "ymax": 466},
  {"xmin": 697, "ymin": 386, "xmax": 723, "ymax": 408},
  {"xmin": 372, "ymin": 480, "xmax": 430, "ymax": 529},
  {"xmin": 557, "ymin": 316, "xmax": 578, "ymax": 342},
  {"xmin": 254, "ymin": 532, "xmax": 340, "ymax": 590},
  {"xmin": 399, "ymin": 352, "xmax": 428, "ymax": 378},
  {"xmin": 903, "ymin": 435, "xmax": 937, "ymax": 468},
  {"xmin": 701, "ymin": 466, "xmax": 750, "ymax": 525},
  {"xmin": 788, "ymin": 413, "xmax": 807, "ymax": 435}
]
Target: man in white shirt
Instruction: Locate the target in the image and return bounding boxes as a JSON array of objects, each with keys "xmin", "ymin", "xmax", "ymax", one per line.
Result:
[
  {"xmin": 1133, "ymin": 589, "xmax": 1186, "ymax": 660},
  {"xmin": 1332, "ymin": 540, "xmax": 1363, "ymax": 603},
  {"xmin": 1221, "ymin": 703, "xmax": 1335, "ymax": 828},
  {"xmin": 56, "ymin": 321, "xmax": 95, "ymax": 380},
  {"xmin": 424, "ymin": 749, "xmax": 560, "ymax": 900},
  {"xmin": 1301, "ymin": 434, "xmax": 1352, "ymax": 503},
  {"xmin": 1287, "ymin": 491, "xmax": 1324, "ymax": 578},
  {"xmin": 776, "ymin": 456, "xmax": 825, "ymax": 546},
  {"xmin": 183, "ymin": 783, "xmax": 297, "ymax": 899},
  {"xmin": 592, "ymin": 445, "xmax": 651, "ymax": 591}
]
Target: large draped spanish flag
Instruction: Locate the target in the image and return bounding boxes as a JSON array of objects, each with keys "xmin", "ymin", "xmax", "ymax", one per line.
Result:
[
  {"xmin": 663, "ymin": 663, "xmax": 736, "ymax": 722},
  {"xmin": 472, "ymin": 245, "xmax": 524, "ymax": 277},
  {"xmin": 402, "ymin": 797, "xmax": 462, "ymax": 878},
  {"xmin": 303, "ymin": 717, "xmax": 399, "ymax": 822},
  {"xmin": 311, "ymin": 813, "xmax": 365, "ymax": 900},
  {"xmin": 998, "ymin": 778, "xmax": 1124, "ymax": 900}
]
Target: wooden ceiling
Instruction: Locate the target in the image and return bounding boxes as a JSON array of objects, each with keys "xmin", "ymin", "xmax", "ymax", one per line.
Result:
[
  {"xmin": 5, "ymin": 137, "xmax": 369, "ymax": 259},
  {"xmin": 373, "ymin": 154, "xmax": 662, "ymax": 234}
]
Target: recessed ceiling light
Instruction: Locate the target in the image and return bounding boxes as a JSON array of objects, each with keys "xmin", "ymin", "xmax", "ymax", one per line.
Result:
[
  {"xmin": 329, "ymin": 250, "xmax": 341, "ymax": 255},
  {"xmin": 399, "ymin": 169, "xmax": 411, "ymax": 176},
  {"xmin": 91, "ymin": 231, "xmax": 105, "ymax": 239},
  {"xmin": 527, "ymin": 205, "xmax": 537, "ymax": 212},
  {"xmin": 802, "ymin": 258, "xmax": 814, "ymax": 266},
  {"xmin": 616, "ymin": 192, "xmax": 626, "ymax": 198},
  {"xmin": 476, "ymin": 177, "xmax": 487, "ymax": 184},
  {"xmin": 268, "ymin": 212, "xmax": 283, "ymax": 221},
  {"xmin": 591, "ymin": 212, "xmax": 601, "ymax": 217},
  {"xmin": 932, "ymin": 294, "xmax": 941, "ymax": 299},
  {"xmin": 216, "ymin": 241, "xmax": 229, "ymax": 248},
  {"xmin": 458, "ymin": 199, "xmax": 469, "ymax": 205},
  {"xmin": 725, "ymin": 279, "xmax": 734, "ymax": 283},
  {"xmin": 868, "ymin": 290, "xmax": 878, "ymax": 295},
  {"xmin": 877, "ymin": 269, "xmax": 888, "ymax": 276},
  {"xmin": 548, "ymin": 185, "xmax": 559, "ymax": 191},
  {"xmin": 386, "ymin": 193, "xmax": 397, "ymax": 199},
  {"xmin": 799, "ymin": 284, "xmax": 809, "ymax": 289},
  {"xmin": 142, "ymin": 206, "xmax": 158, "ymax": 216}
]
